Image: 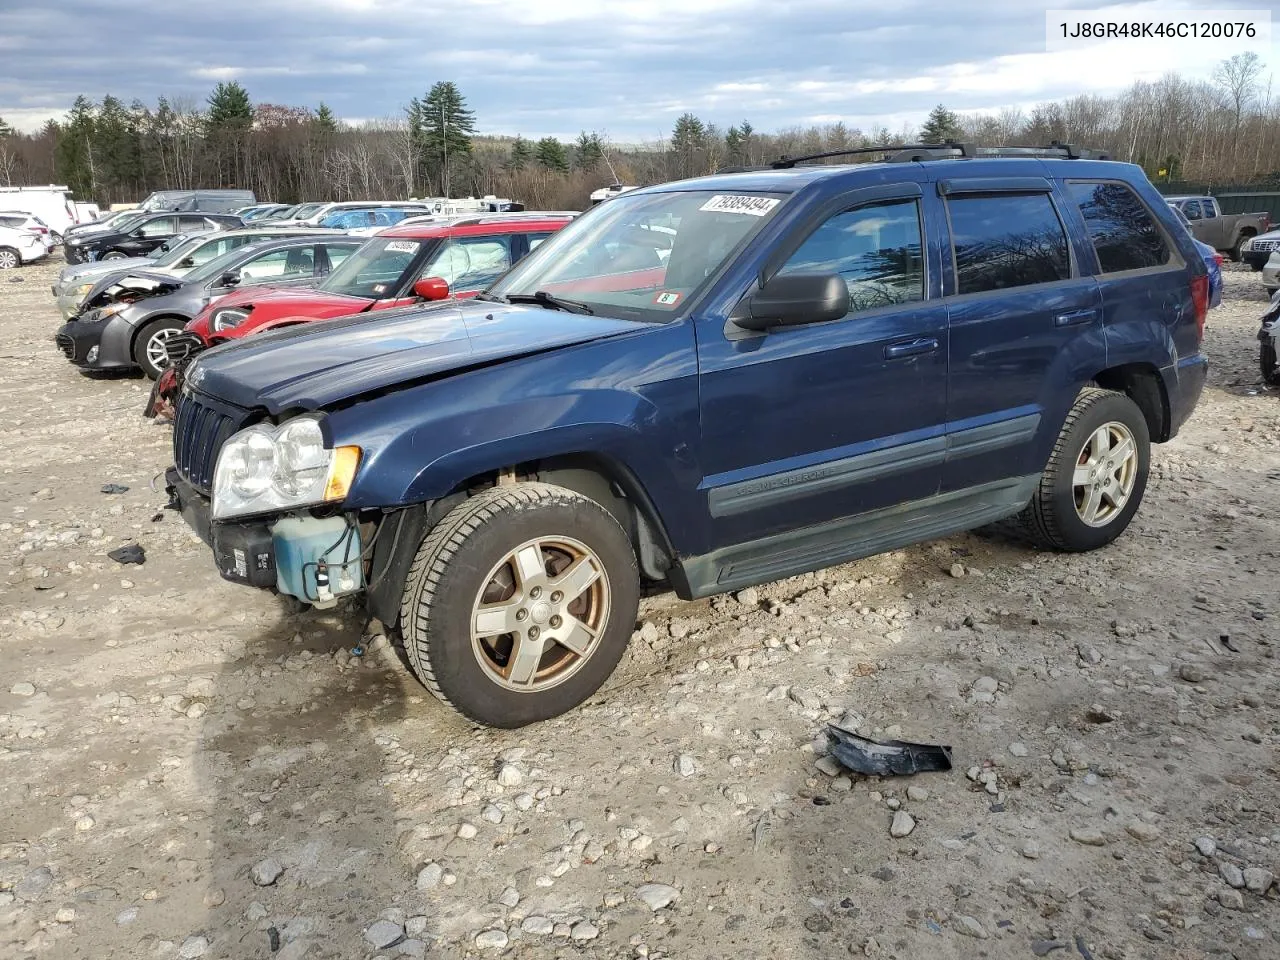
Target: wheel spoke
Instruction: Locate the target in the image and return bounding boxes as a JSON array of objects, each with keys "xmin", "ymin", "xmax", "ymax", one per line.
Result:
[
  {"xmin": 556, "ymin": 616, "xmax": 597, "ymax": 657},
  {"xmin": 551, "ymin": 556, "xmax": 601, "ymax": 604},
  {"xmin": 1090, "ymin": 426, "xmax": 1112, "ymax": 456},
  {"xmin": 474, "ymin": 601, "xmax": 520, "ymax": 638},
  {"xmin": 1080, "ymin": 483, "xmax": 1104, "ymax": 524},
  {"xmin": 505, "ymin": 634, "xmax": 545, "ymax": 685},
  {"xmin": 1072, "ymin": 463, "xmax": 1093, "ymax": 487},
  {"xmin": 1109, "ymin": 437, "xmax": 1134, "ymax": 469},
  {"xmin": 512, "ymin": 543, "xmax": 546, "ymax": 587}
]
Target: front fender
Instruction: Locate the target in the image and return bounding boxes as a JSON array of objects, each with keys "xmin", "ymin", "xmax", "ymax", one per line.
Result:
[{"xmin": 323, "ymin": 323, "xmax": 706, "ymax": 555}]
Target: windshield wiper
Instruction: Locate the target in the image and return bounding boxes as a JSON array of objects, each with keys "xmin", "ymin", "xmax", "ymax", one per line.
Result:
[
  {"xmin": 473, "ymin": 291, "xmax": 509, "ymax": 303},
  {"xmin": 506, "ymin": 290, "xmax": 595, "ymax": 315}
]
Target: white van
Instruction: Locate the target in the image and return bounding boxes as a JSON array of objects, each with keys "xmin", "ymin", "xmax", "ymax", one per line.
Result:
[{"xmin": 0, "ymin": 186, "xmax": 80, "ymax": 237}]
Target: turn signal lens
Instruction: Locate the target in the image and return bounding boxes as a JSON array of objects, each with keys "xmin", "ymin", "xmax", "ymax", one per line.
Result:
[{"xmin": 324, "ymin": 446, "xmax": 362, "ymax": 501}]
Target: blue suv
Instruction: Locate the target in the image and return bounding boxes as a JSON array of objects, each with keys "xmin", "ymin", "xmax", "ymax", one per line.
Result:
[{"xmin": 165, "ymin": 143, "xmax": 1209, "ymax": 727}]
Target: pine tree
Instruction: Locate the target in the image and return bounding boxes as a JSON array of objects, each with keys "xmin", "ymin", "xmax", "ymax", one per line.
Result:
[
  {"xmin": 314, "ymin": 103, "xmax": 338, "ymax": 133},
  {"xmin": 919, "ymin": 104, "xmax": 963, "ymax": 144},
  {"xmin": 417, "ymin": 81, "xmax": 476, "ymax": 196},
  {"xmin": 507, "ymin": 135, "xmax": 533, "ymax": 171},
  {"xmin": 0, "ymin": 115, "xmax": 12, "ymax": 139},
  {"xmin": 671, "ymin": 113, "xmax": 707, "ymax": 177},
  {"xmin": 574, "ymin": 131, "xmax": 604, "ymax": 171},
  {"xmin": 55, "ymin": 96, "xmax": 98, "ymax": 199},
  {"xmin": 205, "ymin": 81, "xmax": 253, "ymax": 131},
  {"xmin": 535, "ymin": 136, "xmax": 568, "ymax": 172}
]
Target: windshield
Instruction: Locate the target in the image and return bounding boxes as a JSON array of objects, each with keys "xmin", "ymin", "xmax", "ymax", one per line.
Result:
[
  {"xmin": 151, "ymin": 234, "xmax": 201, "ymax": 263},
  {"xmin": 318, "ymin": 236, "xmax": 424, "ymax": 299},
  {"xmin": 487, "ymin": 190, "xmax": 785, "ymax": 320},
  {"xmin": 292, "ymin": 202, "xmax": 326, "ymax": 220}
]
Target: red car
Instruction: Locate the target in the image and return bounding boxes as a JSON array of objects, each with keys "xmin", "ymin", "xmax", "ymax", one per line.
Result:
[{"xmin": 146, "ymin": 214, "xmax": 573, "ymax": 419}]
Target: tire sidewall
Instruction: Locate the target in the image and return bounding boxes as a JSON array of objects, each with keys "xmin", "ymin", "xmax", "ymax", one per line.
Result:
[
  {"xmin": 101, "ymin": 251, "xmax": 127, "ymax": 260},
  {"xmin": 1044, "ymin": 393, "xmax": 1151, "ymax": 551},
  {"xmin": 134, "ymin": 319, "xmax": 185, "ymax": 379},
  {"xmin": 406, "ymin": 494, "xmax": 639, "ymax": 728}
]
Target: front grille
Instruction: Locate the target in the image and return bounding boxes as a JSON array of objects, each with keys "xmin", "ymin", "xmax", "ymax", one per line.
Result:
[
  {"xmin": 165, "ymin": 332, "xmax": 206, "ymax": 365},
  {"xmin": 172, "ymin": 392, "xmax": 249, "ymax": 494},
  {"xmin": 1254, "ymin": 239, "xmax": 1279, "ymax": 253},
  {"xmin": 55, "ymin": 333, "xmax": 75, "ymax": 360}
]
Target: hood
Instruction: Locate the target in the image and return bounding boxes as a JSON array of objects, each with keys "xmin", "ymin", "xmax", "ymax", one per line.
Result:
[
  {"xmin": 63, "ymin": 257, "xmax": 156, "ymax": 284},
  {"xmin": 81, "ymin": 270, "xmax": 186, "ymax": 312},
  {"xmin": 190, "ymin": 301, "xmax": 643, "ymax": 413}
]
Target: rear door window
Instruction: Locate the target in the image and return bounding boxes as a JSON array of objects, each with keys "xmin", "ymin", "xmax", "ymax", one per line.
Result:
[
  {"xmin": 137, "ymin": 216, "xmax": 177, "ymax": 238},
  {"xmin": 946, "ymin": 194, "xmax": 1071, "ymax": 294},
  {"xmin": 1067, "ymin": 181, "xmax": 1172, "ymax": 273}
]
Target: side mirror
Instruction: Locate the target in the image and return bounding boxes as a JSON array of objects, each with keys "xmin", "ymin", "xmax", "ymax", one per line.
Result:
[
  {"xmin": 734, "ymin": 273, "xmax": 850, "ymax": 331},
  {"xmin": 219, "ymin": 270, "xmax": 241, "ymax": 288},
  {"xmin": 413, "ymin": 277, "xmax": 450, "ymax": 301}
]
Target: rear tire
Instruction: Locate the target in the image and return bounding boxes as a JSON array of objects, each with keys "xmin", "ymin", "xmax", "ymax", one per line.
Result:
[
  {"xmin": 1011, "ymin": 388, "xmax": 1150, "ymax": 552},
  {"xmin": 0, "ymin": 247, "xmax": 18, "ymax": 269},
  {"xmin": 133, "ymin": 318, "xmax": 186, "ymax": 380},
  {"xmin": 398, "ymin": 482, "xmax": 639, "ymax": 728}
]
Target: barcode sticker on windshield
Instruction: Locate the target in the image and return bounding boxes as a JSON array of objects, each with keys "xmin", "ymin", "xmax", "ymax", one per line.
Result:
[
  {"xmin": 699, "ymin": 195, "xmax": 779, "ymax": 216},
  {"xmin": 385, "ymin": 240, "xmax": 419, "ymax": 253}
]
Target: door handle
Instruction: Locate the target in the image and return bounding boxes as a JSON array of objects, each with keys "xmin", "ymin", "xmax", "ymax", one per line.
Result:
[
  {"xmin": 883, "ymin": 337, "xmax": 939, "ymax": 360},
  {"xmin": 1055, "ymin": 309, "xmax": 1098, "ymax": 327}
]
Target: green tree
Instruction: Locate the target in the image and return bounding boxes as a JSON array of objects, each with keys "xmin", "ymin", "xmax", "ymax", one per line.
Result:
[
  {"xmin": 507, "ymin": 135, "xmax": 533, "ymax": 171},
  {"xmin": 415, "ymin": 81, "xmax": 476, "ymax": 195},
  {"xmin": 919, "ymin": 104, "xmax": 963, "ymax": 144},
  {"xmin": 671, "ymin": 113, "xmax": 707, "ymax": 176},
  {"xmin": 205, "ymin": 81, "xmax": 253, "ymax": 186},
  {"xmin": 574, "ymin": 130, "xmax": 604, "ymax": 171},
  {"xmin": 535, "ymin": 136, "xmax": 568, "ymax": 172},
  {"xmin": 0, "ymin": 115, "xmax": 12, "ymax": 139},
  {"xmin": 314, "ymin": 102, "xmax": 338, "ymax": 133},
  {"xmin": 55, "ymin": 96, "xmax": 98, "ymax": 199}
]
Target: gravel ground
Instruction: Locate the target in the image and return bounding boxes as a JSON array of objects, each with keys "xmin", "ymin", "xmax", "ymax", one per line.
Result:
[{"xmin": 1, "ymin": 257, "xmax": 1277, "ymax": 960}]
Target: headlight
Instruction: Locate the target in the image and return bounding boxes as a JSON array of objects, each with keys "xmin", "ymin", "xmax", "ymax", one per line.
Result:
[
  {"xmin": 72, "ymin": 282, "xmax": 94, "ymax": 298},
  {"xmin": 211, "ymin": 415, "xmax": 361, "ymax": 519},
  {"xmin": 68, "ymin": 237, "xmax": 85, "ymax": 246},
  {"xmin": 213, "ymin": 307, "xmax": 250, "ymax": 331},
  {"xmin": 95, "ymin": 302, "xmax": 127, "ymax": 319}
]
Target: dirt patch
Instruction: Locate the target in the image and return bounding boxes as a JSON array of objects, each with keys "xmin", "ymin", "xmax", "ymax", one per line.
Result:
[{"xmin": 1, "ymin": 259, "xmax": 1277, "ymax": 959}]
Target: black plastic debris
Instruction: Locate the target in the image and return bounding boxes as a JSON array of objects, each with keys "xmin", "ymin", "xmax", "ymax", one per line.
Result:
[
  {"xmin": 108, "ymin": 544, "xmax": 146, "ymax": 565},
  {"xmin": 267, "ymin": 926, "xmax": 281, "ymax": 952},
  {"xmin": 826, "ymin": 726, "xmax": 953, "ymax": 777},
  {"xmin": 101, "ymin": 483, "xmax": 129, "ymax": 495}
]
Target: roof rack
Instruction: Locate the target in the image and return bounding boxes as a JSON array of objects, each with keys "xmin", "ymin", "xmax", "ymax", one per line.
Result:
[{"xmin": 767, "ymin": 140, "xmax": 1110, "ymax": 169}]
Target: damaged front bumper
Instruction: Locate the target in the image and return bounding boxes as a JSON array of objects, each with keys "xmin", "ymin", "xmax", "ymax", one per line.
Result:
[
  {"xmin": 165, "ymin": 467, "xmax": 364, "ymax": 606},
  {"xmin": 54, "ymin": 314, "xmax": 134, "ymax": 371}
]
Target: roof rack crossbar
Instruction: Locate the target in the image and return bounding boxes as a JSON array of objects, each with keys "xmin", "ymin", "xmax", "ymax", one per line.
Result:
[{"xmin": 768, "ymin": 141, "xmax": 1109, "ymax": 169}]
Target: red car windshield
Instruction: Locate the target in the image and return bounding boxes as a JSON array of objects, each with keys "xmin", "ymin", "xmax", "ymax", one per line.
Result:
[{"xmin": 317, "ymin": 236, "xmax": 429, "ymax": 300}]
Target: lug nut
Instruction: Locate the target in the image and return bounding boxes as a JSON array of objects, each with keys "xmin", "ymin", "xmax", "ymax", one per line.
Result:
[
  {"xmin": 516, "ymin": 609, "xmax": 528, "ymax": 621},
  {"xmin": 530, "ymin": 586, "xmax": 542, "ymax": 599},
  {"xmin": 528, "ymin": 626, "xmax": 540, "ymax": 640},
  {"xmin": 550, "ymin": 615, "xmax": 562, "ymax": 628},
  {"xmin": 551, "ymin": 591, "xmax": 563, "ymax": 603}
]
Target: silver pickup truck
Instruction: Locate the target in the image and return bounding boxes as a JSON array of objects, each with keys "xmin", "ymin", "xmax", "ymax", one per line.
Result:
[{"xmin": 1165, "ymin": 195, "xmax": 1271, "ymax": 261}]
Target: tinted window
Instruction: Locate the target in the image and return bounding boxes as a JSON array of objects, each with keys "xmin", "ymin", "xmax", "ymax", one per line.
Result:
[
  {"xmin": 0, "ymin": 215, "xmax": 23, "ymax": 228},
  {"xmin": 1181, "ymin": 200, "xmax": 1202, "ymax": 220},
  {"xmin": 778, "ymin": 199, "xmax": 924, "ymax": 313},
  {"xmin": 948, "ymin": 194, "xmax": 1071, "ymax": 294},
  {"xmin": 178, "ymin": 215, "xmax": 210, "ymax": 232},
  {"xmin": 1201, "ymin": 199, "xmax": 1217, "ymax": 219},
  {"xmin": 1068, "ymin": 182, "xmax": 1171, "ymax": 273},
  {"xmin": 137, "ymin": 216, "xmax": 176, "ymax": 238},
  {"xmin": 236, "ymin": 245, "xmax": 318, "ymax": 283}
]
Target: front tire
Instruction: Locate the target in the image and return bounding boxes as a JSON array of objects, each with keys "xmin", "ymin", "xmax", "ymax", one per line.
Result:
[
  {"xmin": 398, "ymin": 482, "xmax": 640, "ymax": 728},
  {"xmin": 100, "ymin": 250, "xmax": 128, "ymax": 261},
  {"xmin": 1262, "ymin": 338, "xmax": 1280, "ymax": 386},
  {"xmin": 133, "ymin": 318, "xmax": 186, "ymax": 379},
  {"xmin": 1231, "ymin": 233, "xmax": 1255, "ymax": 262},
  {"xmin": 1014, "ymin": 387, "xmax": 1150, "ymax": 552}
]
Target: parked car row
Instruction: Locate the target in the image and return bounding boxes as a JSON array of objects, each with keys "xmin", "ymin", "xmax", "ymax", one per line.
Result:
[{"xmin": 44, "ymin": 153, "xmax": 1228, "ymax": 730}]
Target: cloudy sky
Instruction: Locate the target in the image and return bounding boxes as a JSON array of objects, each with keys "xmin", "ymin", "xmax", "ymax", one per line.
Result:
[{"xmin": 0, "ymin": 0, "xmax": 1274, "ymax": 141}]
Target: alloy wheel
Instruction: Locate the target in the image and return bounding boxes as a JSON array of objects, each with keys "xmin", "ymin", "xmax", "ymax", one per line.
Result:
[
  {"xmin": 470, "ymin": 535, "xmax": 611, "ymax": 691},
  {"xmin": 1072, "ymin": 421, "xmax": 1138, "ymax": 527}
]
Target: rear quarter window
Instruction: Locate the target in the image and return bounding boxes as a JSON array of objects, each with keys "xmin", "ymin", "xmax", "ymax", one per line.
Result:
[
  {"xmin": 1067, "ymin": 181, "xmax": 1172, "ymax": 273},
  {"xmin": 947, "ymin": 193, "xmax": 1072, "ymax": 295}
]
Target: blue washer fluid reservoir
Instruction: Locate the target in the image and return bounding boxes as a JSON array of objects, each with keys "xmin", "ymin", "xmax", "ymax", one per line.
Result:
[{"xmin": 270, "ymin": 516, "xmax": 363, "ymax": 606}]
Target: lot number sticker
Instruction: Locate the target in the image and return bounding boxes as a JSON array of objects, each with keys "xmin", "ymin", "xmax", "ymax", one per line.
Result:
[
  {"xmin": 699, "ymin": 195, "xmax": 779, "ymax": 216},
  {"xmin": 653, "ymin": 291, "xmax": 682, "ymax": 307},
  {"xmin": 385, "ymin": 240, "xmax": 420, "ymax": 253}
]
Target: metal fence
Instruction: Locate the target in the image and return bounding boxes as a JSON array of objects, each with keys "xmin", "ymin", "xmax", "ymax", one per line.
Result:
[{"xmin": 1157, "ymin": 183, "xmax": 1280, "ymax": 220}]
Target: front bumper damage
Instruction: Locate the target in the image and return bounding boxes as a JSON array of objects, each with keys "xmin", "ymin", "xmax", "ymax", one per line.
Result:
[
  {"xmin": 165, "ymin": 467, "xmax": 364, "ymax": 605},
  {"xmin": 54, "ymin": 314, "xmax": 134, "ymax": 371}
]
